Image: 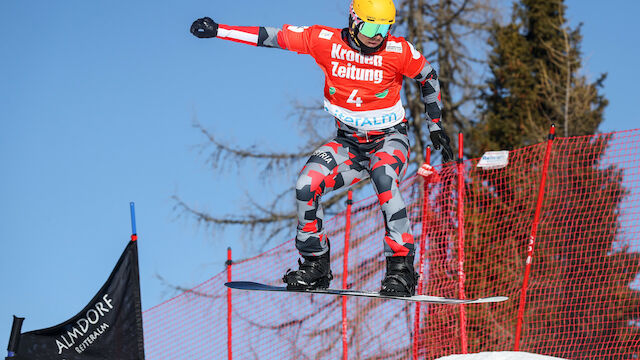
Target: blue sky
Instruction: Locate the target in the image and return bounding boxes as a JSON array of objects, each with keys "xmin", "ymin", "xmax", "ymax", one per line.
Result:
[{"xmin": 1, "ymin": 0, "xmax": 638, "ymax": 347}]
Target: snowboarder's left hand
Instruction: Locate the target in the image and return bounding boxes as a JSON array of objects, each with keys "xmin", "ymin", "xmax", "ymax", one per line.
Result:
[
  {"xmin": 428, "ymin": 122, "xmax": 454, "ymax": 163},
  {"xmin": 418, "ymin": 163, "xmax": 440, "ymax": 183},
  {"xmin": 191, "ymin": 17, "xmax": 218, "ymax": 38}
]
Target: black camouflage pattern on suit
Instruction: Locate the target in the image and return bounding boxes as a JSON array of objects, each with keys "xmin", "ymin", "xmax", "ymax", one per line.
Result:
[{"xmin": 295, "ymin": 120, "xmax": 415, "ymax": 258}]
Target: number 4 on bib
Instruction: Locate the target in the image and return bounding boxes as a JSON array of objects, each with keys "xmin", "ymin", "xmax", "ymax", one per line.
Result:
[{"xmin": 347, "ymin": 89, "xmax": 363, "ymax": 107}]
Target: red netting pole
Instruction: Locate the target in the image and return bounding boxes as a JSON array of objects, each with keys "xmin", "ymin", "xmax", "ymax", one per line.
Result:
[
  {"xmin": 342, "ymin": 190, "xmax": 353, "ymax": 360},
  {"xmin": 456, "ymin": 133, "xmax": 468, "ymax": 353},
  {"xmin": 514, "ymin": 125, "xmax": 556, "ymax": 351},
  {"xmin": 226, "ymin": 247, "xmax": 233, "ymax": 360},
  {"xmin": 413, "ymin": 146, "xmax": 431, "ymax": 360}
]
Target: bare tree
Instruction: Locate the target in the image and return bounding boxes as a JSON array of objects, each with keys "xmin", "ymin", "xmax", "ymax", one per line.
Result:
[{"xmin": 398, "ymin": 0, "xmax": 499, "ymax": 162}]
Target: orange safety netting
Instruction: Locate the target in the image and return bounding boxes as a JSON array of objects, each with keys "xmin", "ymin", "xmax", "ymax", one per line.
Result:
[{"xmin": 142, "ymin": 129, "xmax": 640, "ymax": 360}]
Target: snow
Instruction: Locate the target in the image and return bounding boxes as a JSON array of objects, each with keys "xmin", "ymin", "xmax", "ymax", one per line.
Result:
[{"xmin": 436, "ymin": 352, "xmax": 567, "ymax": 360}]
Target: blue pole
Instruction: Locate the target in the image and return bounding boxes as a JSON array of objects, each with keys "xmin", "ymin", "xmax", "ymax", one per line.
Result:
[{"xmin": 130, "ymin": 202, "xmax": 138, "ymax": 241}]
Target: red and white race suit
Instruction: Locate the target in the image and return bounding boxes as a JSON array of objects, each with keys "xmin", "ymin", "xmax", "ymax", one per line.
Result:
[
  {"xmin": 213, "ymin": 23, "xmax": 443, "ymax": 258},
  {"xmin": 277, "ymin": 24, "xmax": 426, "ymax": 130}
]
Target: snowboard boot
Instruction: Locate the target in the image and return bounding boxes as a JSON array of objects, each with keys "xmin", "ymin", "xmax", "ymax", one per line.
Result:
[
  {"xmin": 380, "ymin": 255, "xmax": 418, "ymax": 297},
  {"xmin": 283, "ymin": 246, "xmax": 332, "ymax": 291}
]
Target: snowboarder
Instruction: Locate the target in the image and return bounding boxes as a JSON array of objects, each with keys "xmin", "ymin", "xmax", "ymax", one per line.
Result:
[{"xmin": 191, "ymin": 0, "xmax": 453, "ymax": 296}]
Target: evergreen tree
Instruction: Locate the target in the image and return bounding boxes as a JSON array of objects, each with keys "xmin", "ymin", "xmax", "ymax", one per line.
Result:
[
  {"xmin": 458, "ymin": 0, "xmax": 640, "ymax": 356},
  {"xmin": 471, "ymin": 0, "xmax": 607, "ymax": 156},
  {"xmin": 398, "ymin": 0, "xmax": 497, "ymax": 163}
]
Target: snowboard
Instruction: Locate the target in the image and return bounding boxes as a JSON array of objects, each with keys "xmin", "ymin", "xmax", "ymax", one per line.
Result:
[{"xmin": 225, "ymin": 281, "xmax": 508, "ymax": 304}]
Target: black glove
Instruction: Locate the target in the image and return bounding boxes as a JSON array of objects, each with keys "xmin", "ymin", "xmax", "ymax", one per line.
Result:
[
  {"xmin": 428, "ymin": 121, "xmax": 454, "ymax": 163},
  {"xmin": 190, "ymin": 17, "xmax": 219, "ymax": 38}
]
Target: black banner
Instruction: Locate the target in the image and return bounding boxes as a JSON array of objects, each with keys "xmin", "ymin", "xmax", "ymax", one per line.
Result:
[{"xmin": 10, "ymin": 240, "xmax": 145, "ymax": 360}]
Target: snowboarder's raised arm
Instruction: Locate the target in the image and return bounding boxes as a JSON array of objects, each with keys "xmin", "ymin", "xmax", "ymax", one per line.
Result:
[
  {"xmin": 413, "ymin": 62, "xmax": 454, "ymax": 162},
  {"xmin": 190, "ymin": 17, "xmax": 304, "ymax": 51}
]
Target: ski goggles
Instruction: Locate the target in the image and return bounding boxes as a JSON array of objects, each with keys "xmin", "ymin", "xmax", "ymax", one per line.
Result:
[{"xmin": 358, "ymin": 22, "xmax": 391, "ymax": 38}]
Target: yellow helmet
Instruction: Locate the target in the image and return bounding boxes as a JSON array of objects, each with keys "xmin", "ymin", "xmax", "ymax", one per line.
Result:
[
  {"xmin": 347, "ymin": 0, "xmax": 396, "ymax": 54},
  {"xmin": 352, "ymin": 0, "xmax": 396, "ymax": 25}
]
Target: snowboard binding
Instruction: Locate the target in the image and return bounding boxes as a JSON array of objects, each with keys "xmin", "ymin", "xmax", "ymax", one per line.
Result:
[
  {"xmin": 283, "ymin": 249, "xmax": 333, "ymax": 291},
  {"xmin": 380, "ymin": 255, "xmax": 418, "ymax": 297}
]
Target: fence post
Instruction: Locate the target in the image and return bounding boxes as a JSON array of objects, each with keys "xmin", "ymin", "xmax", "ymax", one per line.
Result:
[
  {"xmin": 226, "ymin": 247, "xmax": 233, "ymax": 360},
  {"xmin": 514, "ymin": 125, "xmax": 556, "ymax": 350},
  {"xmin": 456, "ymin": 133, "xmax": 468, "ymax": 354},
  {"xmin": 342, "ymin": 190, "xmax": 353, "ymax": 360},
  {"xmin": 413, "ymin": 146, "xmax": 432, "ymax": 360}
]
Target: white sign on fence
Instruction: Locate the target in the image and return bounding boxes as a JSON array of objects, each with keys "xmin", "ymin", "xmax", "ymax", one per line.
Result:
[{"xmin": 477, "ymin": 151, "xmax": 510, "ymax": 170}]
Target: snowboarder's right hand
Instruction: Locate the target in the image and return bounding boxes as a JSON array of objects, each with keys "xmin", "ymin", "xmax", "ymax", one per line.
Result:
[
  {"xmin": 428, "ymin": 121, "xmax": 454, "ymax": 163},
  {"xmin": 191, "ymin": 17, "xmax": 218, "ymax": 38}
]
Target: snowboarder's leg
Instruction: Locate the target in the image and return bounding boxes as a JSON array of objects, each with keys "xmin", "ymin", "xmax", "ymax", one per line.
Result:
[
  {"xmin": 367, "ymin": 126, "xmax": 418, "ymax": 296},
  {"xmin": 368, "ymin": 129, "xmax": 414, "ymax": 258},
  {"xmin": 294, "ymin": 138, "xmax": 369, "ymax": 256},
  {"xmin": 284, "ymin": 138, "xmax": 368, "ymax": 290}
]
